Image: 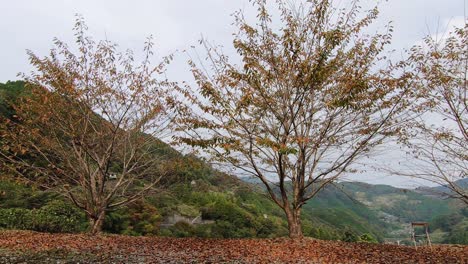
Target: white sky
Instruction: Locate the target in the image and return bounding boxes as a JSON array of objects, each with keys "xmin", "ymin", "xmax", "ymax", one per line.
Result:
[{"xmin": 0, "ymin": 0, "xmax": 466, "ymax": 188}]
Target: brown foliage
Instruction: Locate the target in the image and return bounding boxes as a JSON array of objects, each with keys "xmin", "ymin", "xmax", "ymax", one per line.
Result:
[
  {"xmin": 174, "ymin": 0, "xmax": 411, "ymax": 238},
  {"xmin": 0, "ymin": 231, "xmax": 466, "ymax": 263},
  {"xmin": 0, "ymin": 16, "xmax": 175, "ymax": 234},
  {"xmin": 399, "ymin": 25, "xmax": 467, "ymax": 204}
]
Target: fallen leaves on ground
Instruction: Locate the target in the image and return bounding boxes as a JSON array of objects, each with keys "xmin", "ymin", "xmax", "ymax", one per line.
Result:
[{"xmin": 0, "ymin": 230, "xmax": 466, "ymax": 263}]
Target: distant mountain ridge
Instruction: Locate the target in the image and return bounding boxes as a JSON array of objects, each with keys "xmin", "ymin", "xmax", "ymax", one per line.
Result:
[
  {"xmin": 239, "ymin": 176, "xmax": 465, "ymax": 244},
  {"xmin": 414, "ymin": 178, "xmax": 468, "ymax": 197}
]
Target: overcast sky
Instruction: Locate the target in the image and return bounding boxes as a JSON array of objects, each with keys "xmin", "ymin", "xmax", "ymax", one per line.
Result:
[{"xmin": 0, "ymin": 0, "xmax": 466, "ymax": 188}]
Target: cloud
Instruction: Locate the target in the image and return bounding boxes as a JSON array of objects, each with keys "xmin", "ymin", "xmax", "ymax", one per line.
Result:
[{"xmin": 0, "ymin": 0, "xmax": 465, "ymax": 187}]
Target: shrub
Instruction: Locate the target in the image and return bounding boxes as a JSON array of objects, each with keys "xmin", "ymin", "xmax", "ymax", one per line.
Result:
[
  {"xmin": 32, "ymin": 200, "xmax": 88, "ymax": 233},
  {"xmin": 104, "ymin": 200, "xmax": 161, "ymax": 236},
  {"xmin": 0, "ymin": 208, "xmax": 33, "ymax": 229},
  {"xmin": 0, "ymin": 200, "xmax": 87, "ymax": 233},
  {"xmin": 359, "ymin": 233, "xmax": 378, "ymax": 243},
  {"xmin": 104, "ymin": 210, "xmax": 130, "ymax": 234},
  {"xmin": 177, "ymin": 204, "xmax": 200, "ymax": 218},
  {"xmin": 193, "ymin": 224, "xmax": 212, "ymax": 238},
  {"xmin": 0, "ymin": 180, "xmax": 54, "ymax": 209},
  {"xmin": 445, "ymin": 225, "xmax": 468, "ymax": 245},
  {"xmin": 342, "ymin": 230, "xmax": 360, "ymax": 242},
  {"xmin": 158, "ymin": 228, "xmax": 173, "ymax": 237},
  {"xmin": 170, "ymin": 221, "xmax": 194, "ymax": 237}
]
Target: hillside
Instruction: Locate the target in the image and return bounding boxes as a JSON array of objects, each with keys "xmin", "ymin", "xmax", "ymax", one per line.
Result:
[
  {"xmin": 334, "ymin": 182, "xmax": 465, "ymax": 244},
  {"xmin": 0, "ymin": 80, "xmax": 466, "ymax": 244},
  {"xmin": 415, "ymin": 178, "xmax": 468, "ymax": 197},
  {"xmin": 0, "ymin": 81, "xmax": 372, "ymax": 241},
  {"xmin": 239, "ymin": 176, "xmax": 466, "ymax": 244}
]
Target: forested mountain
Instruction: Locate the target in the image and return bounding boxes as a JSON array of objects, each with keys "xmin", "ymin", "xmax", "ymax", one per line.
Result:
[
  {"xmin": 241, "ymin": 176, "xmax": 466, "ymax": 244},
  {"xmin": 0, "ymin": 81, "xmax": 466, "ymax": 244}
]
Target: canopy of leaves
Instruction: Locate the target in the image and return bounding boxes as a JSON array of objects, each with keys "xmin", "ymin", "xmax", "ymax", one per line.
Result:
[
  {"xmin": 401, "ymin": 25, "xmax": 468, "ymax": 204},
  {"xmin": 175, "ymin": 0, "xmax": 411, "ymax": 238}
]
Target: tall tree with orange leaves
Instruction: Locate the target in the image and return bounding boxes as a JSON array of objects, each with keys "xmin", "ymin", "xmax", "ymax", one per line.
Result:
[
  {"xmin": 175, "ymin": 0, "xmax": 411, "ymax": 238},
  {"xmin": 0, "ymin": 17, "xmax": 175, "ymax": 234}
]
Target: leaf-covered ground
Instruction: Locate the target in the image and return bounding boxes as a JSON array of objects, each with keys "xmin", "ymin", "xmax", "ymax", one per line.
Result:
[{"xmin": 0, "ymin": 231, "xmax": 466, "ymax": 263}]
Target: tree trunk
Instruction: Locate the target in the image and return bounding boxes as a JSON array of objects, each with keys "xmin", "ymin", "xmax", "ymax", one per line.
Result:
[
  {"xmin": 285, "ymin": 207, "xmax": 303, "ymax": 239},
  {"xmin": 89, "ymin": 211, "xmax": 106, "ymax": 235}
]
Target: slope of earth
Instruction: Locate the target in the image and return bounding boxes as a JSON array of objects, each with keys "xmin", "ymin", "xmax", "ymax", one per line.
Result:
[
  {"xmin": 241, "ymin": 176, "xmax": 463, "ymax": 243},
  {"xmin": 340, "ymin": 182, "xmax": 453, "ymax": 222},
  {"xmin": 303, "ymin": 183, "xmax": 391, "ymax": 239},
  {"xmin": 0, "ymin": 231, "xmax": 466, "ymax": 264},
  {"xmin": 415, "ymin": 178, "xmax": 468, "ymax": 196},
  {"xmin": 337, "ymin": 182, "xmax": 466, "ymax": 244}
]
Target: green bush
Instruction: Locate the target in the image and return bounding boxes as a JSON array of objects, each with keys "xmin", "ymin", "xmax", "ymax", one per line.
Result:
[
  {"xmin": 177, "ymin": 204, "xmax": 200, "ymax": 218},
  {"xmin": 210, "ymin": 220, "xmax": 256, "ymax": 238},
  {"xmin": 302, "ymin": 220, "xmax": 341, "ymax": 240},
  {"xmin": 342, "ymin": 229, "xmax": 360, "ymax": 242},
  {"xmin": 104, "ymin": 200, "xmax": 161, "ymax": 236},
  {"xmin": 0, "ymin": 180, "xmax": 54, "ymax": 209},
  {"xmin": 192, "ymin": 224, "xmax": 212, "ymax": 237},
  {"xmin": 33, "ymin": 200, "xmax": 88, "ymax": 233},
  {"xmin": 0, "ymin": 200, "xmax": 87, "ymax": 233},
  {"xmin": 158, "ymin": 228, "xmax": 173, "ymax": 237},
  {"xmin": 201, "ymin": 200, "xmax": 255, "ymax": 228},
  {"xmin": 445, "ymin": 224, "xmax": 468, "ymax": 244},
  {"xmin": 104, "ymin": 210, "xmax": 130, "ymax": 234},
  {"xmin": 169, "ymin": 221, "xmax": 194, "ymax": 237},
  {"xmin": 359, "ymin": 233, "xmax": 378, "ymax": 243},
  {"xmin": 0, "ymin": 208, "xmax": 33, "ymax": 229}
]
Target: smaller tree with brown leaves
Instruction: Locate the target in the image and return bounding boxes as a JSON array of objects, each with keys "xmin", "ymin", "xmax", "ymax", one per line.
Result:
[
  {"xmin": 401, "ymin": 25, "xmax": 467, "ymax": 204},
  {"xmin": 0, "ymin": 17, "xmax": 175, "ymax": 234},
  {"xmin": 174, "ymin": 0, "xmax": 411, "ymax": 238}
]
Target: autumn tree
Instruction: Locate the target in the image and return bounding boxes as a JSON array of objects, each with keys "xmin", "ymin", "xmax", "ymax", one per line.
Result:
[
  {"xmin": 0, "ymin": 17, "xmax": 175, "ymax": 234},
  {"xmin": 174, "ymin": 0, "xmax": 410, "ymax": 238},
  {"xmin": 401, "ymin": 25, "xmax": 467, "ymax": 204}
]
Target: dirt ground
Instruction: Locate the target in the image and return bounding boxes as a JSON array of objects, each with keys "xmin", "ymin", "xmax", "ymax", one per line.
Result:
[{"xmin": 0, "ymin": 230, "xmax": 466, "ymax": 263}]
